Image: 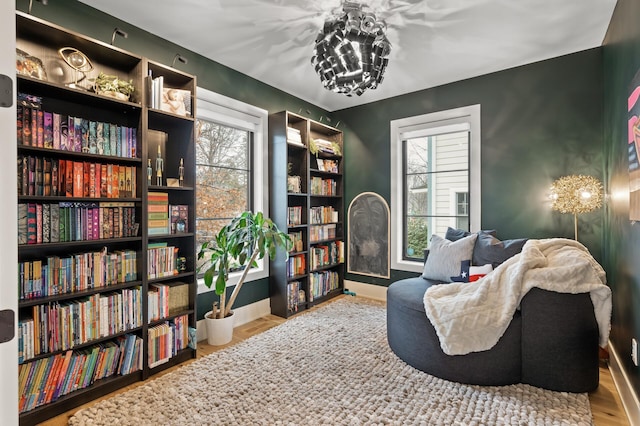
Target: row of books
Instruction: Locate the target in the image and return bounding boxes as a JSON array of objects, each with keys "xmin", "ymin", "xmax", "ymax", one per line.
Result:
[
  {"xmin": 18, "ymin": 333, "xmax": 143, "ymax": 413},
  {"xmin": 17, "ymin": 103, "xmax": 138, "ymax": 158},
  {"xmin": 18, "ymin": 155, "xmax": 137, "ymax": 198},
  {"xmin": 19, "ymin": 286, "xmax": 143, "ymax": 361},
  {"xmin": 148, "ymin": 315, "xmax": 189, "ymax": 368},
  {"xmin": 287, "ymin": 205, "xmax": 303, "ymax": 226},
  {"xmin": 309, "ymin": 270, "xmax": 340, "ymax": 302},
  {"xmin": 309, "ymin": 223, "xmax": 337, "ymax": 242},
  {"xmin": 148, "ymin": 283, "xmax": 190, "ymax": 322},
  {"xmin": 147, "ymin": 243, "xmax": 179, "ymax": 279},
  {"xmin": 286, "ymin": 281, "xmax": 305, "ymax": 313},
  {"xmin": 309, "ymin": 241, "xmax": 344, "ymax": 270},
  {"xmin": 310, "ymin": 176, "xmax": 337, "ymax": 196},
  {"xmin": 286, "ymin": 253, "xmax": 306, "ymax": 278},
  {"xmin": 310, "ymin": 205, "xmax": 339, "ymax": 224},
  {"xmin": 18, "ymin": 202, "xmax": 137, "ymax": 245},
  {"xmin": 18, "ymin": 248, "xmax": 137, "ymax": 301}
]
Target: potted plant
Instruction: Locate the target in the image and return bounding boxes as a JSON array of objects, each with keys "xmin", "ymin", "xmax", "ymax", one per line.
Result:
[
  {"xmin": 91, "ymin": 71, "xmax": 135, "ymax": 101},
  {"xmin": 197, "ymin": 211, "xmax": 291, "ymax": 345}
]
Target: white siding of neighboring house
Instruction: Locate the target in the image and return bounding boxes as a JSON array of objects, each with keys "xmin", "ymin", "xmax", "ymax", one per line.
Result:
[{"xmin": 429, "ymin": 132, "xmax": 469, "ymax": 237}]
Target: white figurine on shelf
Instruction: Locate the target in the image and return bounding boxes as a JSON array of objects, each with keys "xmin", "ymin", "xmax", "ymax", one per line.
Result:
[
  {"xmin": 179, "ymin": 158, "xmax": 185, "ymax": 187},
  {"xmin": 155, "ymin": 144, "xmax": 164, "ymax": 186}
]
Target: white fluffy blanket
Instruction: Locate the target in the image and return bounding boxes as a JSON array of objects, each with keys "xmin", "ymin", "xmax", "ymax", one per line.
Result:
[{"xmin": 423, "ymin": 238, "xmax": 612, "ymax": 356}]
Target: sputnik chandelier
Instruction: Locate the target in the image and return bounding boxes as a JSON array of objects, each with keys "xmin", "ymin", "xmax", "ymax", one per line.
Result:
[{"xmin": 311, "ymin": 1, "xmax": 391, "ymax": 97}]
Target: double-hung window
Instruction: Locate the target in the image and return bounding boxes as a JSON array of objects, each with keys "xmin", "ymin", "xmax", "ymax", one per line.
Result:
[
  {"xmin": 195, "ymin": 88, "xmax": 268, "ymax": 291},
  {"xmin": 391, "ymin": 105, "xmax": 481, "ymax": 272}
]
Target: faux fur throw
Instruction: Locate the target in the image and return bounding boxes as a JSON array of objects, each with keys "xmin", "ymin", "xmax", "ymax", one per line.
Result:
[{"xmin": 423, "ymin": 238, "xmax": 612, "ymax": 355}]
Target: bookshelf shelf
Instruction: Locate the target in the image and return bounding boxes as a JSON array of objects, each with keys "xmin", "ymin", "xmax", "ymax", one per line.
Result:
[
  {"xmin": 19, "ymin": 325, "xmax": 145, "ymax": 365},
  {"xmin": 18, "ymin": 372, "xmax": 142, "ymax": 426},
  {"xmin": 18, "ymin": 280, "xmax": 143, "ymax": 307},
  {"xmin": 269, "ymin": 111, "xmax": 345, "ymax": 318},
  {"xmin": 16, "ymin": 11, "xmax": 196, "ymax": 425}
]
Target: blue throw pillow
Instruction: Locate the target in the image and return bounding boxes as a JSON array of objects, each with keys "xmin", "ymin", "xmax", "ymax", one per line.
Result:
[
  {"xmin": 445, "ymin": 227, "xmax": 496, "ymax": 241},
  {"xmin": 472, "ymin": 232, "xmax": 528, "ymax": 268}
]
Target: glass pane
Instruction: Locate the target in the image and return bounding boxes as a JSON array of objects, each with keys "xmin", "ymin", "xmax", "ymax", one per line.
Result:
[
  {"xmin": 406, "ymin": 173, "xmax": 428, "ymax": 216},
  {"xmin": 196, "ymin": 119, "xmax": 249, "ymax": 170},
  {"xmin": 405, "ymin": 216, "xmax": 429, "ymax": 259},
  {"xmin": 196, "ymin": 167, "xmax": 249, "ymax": 226},
  {"xmin": 195, "ymin": 218, "xmax": 230, "ymax": 250},
  {"xmin": 456, "ymin": 216, "xmax": 470, "ymax": 231},
  {"xmin": 405, "ymin": 137, "xmax": 428, "ymax": 174},
  {"xmin": 426, "ymin": 131, "xmax": 469, "ymax": 172},
  {"xmin": 429, "ymin": 170, "xmax": 468, "ymax": 216}
]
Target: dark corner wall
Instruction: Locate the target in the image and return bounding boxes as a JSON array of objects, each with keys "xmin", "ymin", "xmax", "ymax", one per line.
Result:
[
  {"xmin": 335, "ymin": 47, "xmax": 605, "ymax": 285},
  {"xmin": 15, "ymin": 0, "xmax": 332, "ymax": 319},
  {"xmin": 603, "ymin": 0, "xmax": 640, "ymax": 402}
]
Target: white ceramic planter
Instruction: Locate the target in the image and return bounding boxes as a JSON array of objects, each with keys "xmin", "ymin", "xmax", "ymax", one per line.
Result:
[{"xmin": 204, "ymin": 310, "xmax": 235, "ymax": 346}]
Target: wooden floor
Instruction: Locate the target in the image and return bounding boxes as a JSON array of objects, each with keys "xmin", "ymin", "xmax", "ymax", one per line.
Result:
[{"xmin": 41, "ymin": 299, "xmax": 629, "ymax": 426}]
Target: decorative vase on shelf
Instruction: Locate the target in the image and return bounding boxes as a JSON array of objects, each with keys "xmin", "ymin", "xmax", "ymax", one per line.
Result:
[{"xmin": 97, "ymin": 90, "xmax": 129, "ymax": 101}]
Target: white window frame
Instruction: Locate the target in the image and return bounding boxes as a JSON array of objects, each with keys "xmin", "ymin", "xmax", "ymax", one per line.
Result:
[
  {"xmin": 390, "ymin": 104, "xmax": 481, "ymax": 273},
  {"xmin": 196, "ymin": 87, "xmax": 269, "ymax": 293}
]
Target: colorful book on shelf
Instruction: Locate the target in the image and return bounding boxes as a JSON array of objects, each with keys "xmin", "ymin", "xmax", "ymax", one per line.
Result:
[{"xmin": 170, "ymin": 204, "xmax": 188, "ymax": 233}]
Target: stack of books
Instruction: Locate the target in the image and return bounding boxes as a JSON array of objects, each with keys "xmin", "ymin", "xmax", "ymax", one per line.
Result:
[
  {"xmin": 313, "ymin": 138, "xmax": 338, "ymax": 154},
  {"xmin": 147, "ymin": 192, "xmax": 169, "ymax": 235},
  {"xmin": 287, "ymin": 127, "xmax": 303, "ymax": 146}
]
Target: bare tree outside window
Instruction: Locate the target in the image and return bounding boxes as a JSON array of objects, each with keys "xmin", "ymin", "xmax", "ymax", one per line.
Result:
[{"xmin": 196, "ymin": 119, "xmax": 252, "ymax": 250}]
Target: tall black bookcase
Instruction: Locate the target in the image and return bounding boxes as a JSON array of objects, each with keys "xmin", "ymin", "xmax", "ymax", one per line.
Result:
[
  {"xmin": 16, "ymin": 12, "xmax": 197, "ymax": 425},
  {"xmin": 269, "ymin": 111, "xmax": 345, "ymax": 318}
]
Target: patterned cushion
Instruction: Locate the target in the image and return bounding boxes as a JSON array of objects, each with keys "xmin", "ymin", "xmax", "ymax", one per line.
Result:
[{"xmin": 422, "ymin": 233, "xmax": 477, "ymax": 282}]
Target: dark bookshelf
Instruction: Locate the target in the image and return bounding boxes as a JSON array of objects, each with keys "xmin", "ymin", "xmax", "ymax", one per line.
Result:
[
  {"xmin": 268, "ymin": 111, "xmax": 345, "ymax": 318},
  {"xmin": 16, "ymin": 11, "xmax": 197, "ymax": 425}
]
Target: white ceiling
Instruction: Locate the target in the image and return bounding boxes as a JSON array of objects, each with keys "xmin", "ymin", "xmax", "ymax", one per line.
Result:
[{"xmin": 79, "ymin": 0, "xmax": 617, "ymax": 112}]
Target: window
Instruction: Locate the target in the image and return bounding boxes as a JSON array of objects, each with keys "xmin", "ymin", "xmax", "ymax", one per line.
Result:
[
  {"xmin": 195, "ymin": 88, "xmax": 268, "ymax": 291},
  {"xmin": 391, "ymin": 105, "xmax": 481, "ymax": 272}
]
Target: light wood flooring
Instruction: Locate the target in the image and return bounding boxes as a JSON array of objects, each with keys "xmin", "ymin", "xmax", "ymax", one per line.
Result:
[{"xmin": 41, "ymin": 298, "xmax": 629, "ymax": 426}]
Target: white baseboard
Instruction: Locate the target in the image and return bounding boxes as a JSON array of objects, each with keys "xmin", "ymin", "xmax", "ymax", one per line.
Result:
[
  {"xmin": 196, "ymin": 298, "xmax": 271, "ymax": 342},
  {"xmin": 344, "ymin": 280, "xmax": 388, "ymax": 302},
  {"xmin": 609, "ymin": 340, "xmax": 640, "ymax": 425}
]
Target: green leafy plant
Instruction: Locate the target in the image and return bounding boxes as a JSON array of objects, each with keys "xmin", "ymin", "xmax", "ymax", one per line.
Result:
[
  {"xmin": 197, "ymin": 211, "xmax": 291, "ymax": 319},
  {"xmin": 309, "ymin": 138, "xmax": 319, "ymax": 155},
  {"xmin": 331, "ymin": 141, "xmax": 342, "ymax": 156},
  {"xmin": 91, "ymin": 72, "xmax": 135, "ymax": 97}
]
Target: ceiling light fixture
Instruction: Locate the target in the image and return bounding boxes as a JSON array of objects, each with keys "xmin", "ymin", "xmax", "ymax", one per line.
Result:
[{"xmin": 311, "ymin": 1, "xmax": 391, "ymax": 97}]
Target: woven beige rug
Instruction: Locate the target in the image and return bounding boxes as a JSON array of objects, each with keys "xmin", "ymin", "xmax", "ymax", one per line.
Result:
[{"xmin": 69, "ymin": 297, "xmax": 593, "ymax": 425}]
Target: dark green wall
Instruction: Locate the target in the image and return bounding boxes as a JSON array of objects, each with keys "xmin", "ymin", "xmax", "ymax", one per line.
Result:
[
  {"xmin": 603, "ymin": 0, "xmax": 640, "ymax": 399},
  {"xmin": 17, "ymin": 0, "xmax": 332, "ymax": 319},
  {"xmin": 335, "ymin": 49, "xmax": 605, "ymax": 285}
]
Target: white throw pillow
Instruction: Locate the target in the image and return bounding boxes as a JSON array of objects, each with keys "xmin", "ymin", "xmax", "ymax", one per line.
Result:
[{"xmin": 422, "ymin": 233, "xmax": 477, "ymax": 282}]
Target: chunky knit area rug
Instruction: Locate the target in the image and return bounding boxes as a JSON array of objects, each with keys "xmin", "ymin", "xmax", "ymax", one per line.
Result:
[{"xmin": 69, "ymin": 298, "xmax": 593, "ymax": 425}]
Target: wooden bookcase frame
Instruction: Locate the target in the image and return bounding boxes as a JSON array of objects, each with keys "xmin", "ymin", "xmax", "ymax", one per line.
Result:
[
  {"xmin": 16, "ymin": 12, "xmax": 197, "ymax": 425},
  {"xmin": 268, "ymin": 111, "xmax": 345, "ymax": 318}
]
